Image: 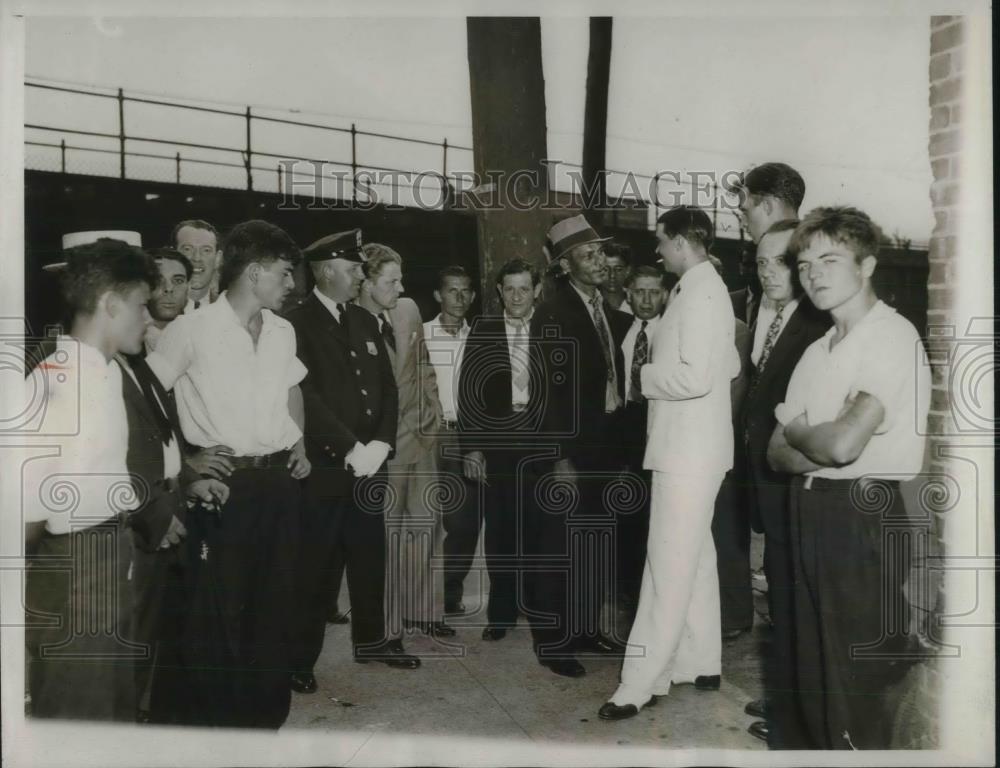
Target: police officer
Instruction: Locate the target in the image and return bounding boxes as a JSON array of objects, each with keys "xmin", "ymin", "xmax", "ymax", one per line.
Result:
[{"xmin": 287, "ymin": 230, "xmax": 416, "ymax": 698}]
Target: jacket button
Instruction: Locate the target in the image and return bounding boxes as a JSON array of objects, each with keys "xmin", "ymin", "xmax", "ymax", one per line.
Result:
[
  {"xmin": 355, "ymin": 369, "xmax": 361, "ymax": 375},
  {"xmin": 365, "ymin": 409, "xmax": 372, "ymax": 416},
  {"xmin": 361, "ymin": 388, "xmax": 368, "ymax": 396},
  {"xmin": 350, "ymin": 351, "xmax": 357, "ymax": 358}
]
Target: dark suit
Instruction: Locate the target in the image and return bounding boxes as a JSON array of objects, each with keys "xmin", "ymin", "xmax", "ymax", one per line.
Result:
[
  {"xmin": 288, "ymin": 294, "xmax": 398, "ymax": 664},
  {"xmin": 117, "ymin": 355, "xmax": 199, "ymax": 721},
  {"xmin": 730, "ymin": 286, "xmax": 761, "ymax": 328},
  {"xmin": 712, "ymin": 318, "xmax": 755, "ymax": 633},
  {"xmin": 742, "ymin": 299, "xmax": 829, "ymax": 748},
  {"xmin": 527, "ymin": 280, "xmax": 631, "ymax": 656},
  {"xmin": 457, "ymin": 315, "xmax": 540, "ymax": 627}
]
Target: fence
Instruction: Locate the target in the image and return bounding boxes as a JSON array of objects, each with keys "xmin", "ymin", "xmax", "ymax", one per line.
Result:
[{"xmin": 24, "ymin": 79, "xmax": 744, "ymax": 236}]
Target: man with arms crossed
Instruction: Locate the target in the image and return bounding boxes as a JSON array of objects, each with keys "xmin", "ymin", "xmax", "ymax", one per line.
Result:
[
  {"xmin": 600, "ymin": 206, "xmax": 740, "ymax": 720},
  {"xmin": 767, "ymin": 207, "xmax": 929, "ymax": 749}
]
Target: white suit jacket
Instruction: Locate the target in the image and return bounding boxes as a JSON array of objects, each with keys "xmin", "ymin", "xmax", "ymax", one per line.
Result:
[{"xmin": 641, "ymin": 260, "xmax": 740, "ymax": 475}]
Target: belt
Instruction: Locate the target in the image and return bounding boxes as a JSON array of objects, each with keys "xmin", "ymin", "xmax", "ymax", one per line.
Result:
[
  {"xmin": 442, "ymin": 420, "xmax": 459, "ymax": 431},
  {"xmin": 511, "ymin": 403, "xmax": 528, "ymax": 413},
  {"xmin": 228, "ymin": 449, "xmax": 292, "ymax": 470},
  {"xmin": 799, "ymin": 475, "xmax": 901, "ymax": 491}
]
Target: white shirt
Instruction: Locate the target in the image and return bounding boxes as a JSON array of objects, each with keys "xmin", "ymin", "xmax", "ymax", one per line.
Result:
[
  {"xmin": 775, "ymin": 300, "xmax": 930, "ymax": 480},
  {"xmin": 621, "ymin": 314, "xmax": 661, "ymax": 403},
  {"xmin": 23, "ymin": 337, "xmax": 137, "ymax": 534},
  {"xmin": 423, "ymin": 314, "xmax": 470, "ymax": 422},
  {"xmin": 503, "ymin": 311, "xmax": 533, "ymax": 408},
  {"xmin": 117, "ymin": 355, "xmax": 182, "ymax": 480},
  {"xmin": 751, "ymin": 297, "xmax": 799, "ymax": 366},
  {"xmin": 147, "ymin": 292, "xmax": 307, "ymax": 456},
  {"xmin": 569, "ymin": 280, "xmax": 622, "ymax": 413}
]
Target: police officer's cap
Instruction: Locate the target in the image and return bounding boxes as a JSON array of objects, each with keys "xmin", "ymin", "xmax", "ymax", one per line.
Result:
[{"xmin": 303, "ymin": 229, "xmax": 366, "ymax": 263}]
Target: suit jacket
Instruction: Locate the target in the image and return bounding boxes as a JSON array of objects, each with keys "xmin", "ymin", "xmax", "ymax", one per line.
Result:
[
  {"xmin": 642, "ymin": 261, "xmax": 741, "ymax": 475},
  {"xmin": 385, "ymin": 297, "xmax": 440, "ymax": 466},
  {"xmin": 118, "ymin": 356, "xmax": 199, "ymax": 552},
  {"xmin": 742, "ymin": 300, "xmax": 830, "ymax": 536},
  {"xmin": 730, "ymin": 287, "xmax": 761, "ymax": 328},
  {"xmin": 529, "ymin": 280, "xmax": 631, "ymax": 462},
  {"xmin": 456, "ymin": 315, "xmax": 539, "ymax": 457},
  {"xmin": 288, "ymin": 294, "xmax": 398, "ymax": 496}
]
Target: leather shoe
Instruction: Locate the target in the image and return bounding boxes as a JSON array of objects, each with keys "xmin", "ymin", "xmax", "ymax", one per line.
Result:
[
  {"xmin": 444, "ymin": 601, "xmax": 466, "ymax": 616},
  {"xmin": 578, "ymin": 634, "xmax": 626, "ymax": 655},
  {"xmin": 694, "ymin": 674, "xmax": 721, "ymax": 690},
  {"xmin": 482, "ymin": 626, "xmax": 507, "ymax": 641},
  {"xmin": 403, "ymin": 619, "xmax": 457, "ymax": 637},
  {"xmin": 598, "ymin": 696, "xmax": 658, "ymax": 721},
  {"xmin": 539, "ymin": 657, "xmax": 585, "ymax": 678},
  {"xmin": 744, "ymin": 698, "xmax": 767, "ymax": 718},
  {"xmin": 748, "ymin": 720, "xmax": 769, "ymax": 742},
  {"xmin": 290, "ymin": 672, "xmax": 317, "ymax": 694},
  {"xmin": 326, "ymin": 609, "xmax": 350, "ymax": 625},
  {"xmin": 355, "ymin": 641, "xmax": 421, "ymax": 669},
  {"xmin": 722, "ymin": 626, "xmax": 750, "ymax": 640},
  {"xmin": 135, "ymin": 709, "xmax": 152, "ymax": 724}
]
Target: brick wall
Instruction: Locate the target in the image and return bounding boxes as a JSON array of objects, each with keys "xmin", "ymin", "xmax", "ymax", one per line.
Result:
[{"xmin": 891, "ymin": 14, "xmax": 968, "ymax": 750}]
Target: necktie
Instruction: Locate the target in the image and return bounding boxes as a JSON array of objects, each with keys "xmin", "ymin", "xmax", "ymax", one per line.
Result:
[
  {"xmin": 589, "ymin": 293, "xmax": 614, "ymax": 384},
  {"xmin": 511, "ymin": 321, "xmax": 529, "ymax": 393},
  {"xmin": 630, "ymin": 320, "xmax": 649, "ymax": 402},
  {"xmin": 380, "ymin": 313, "xmax": 396, "ymax": 352},
  {"xmin": 336, "ymin": 303, "xmax": 350, "ymax": 334},
  {"xmin": 754, "ymin": 305, "xmax": 785, "ymax": 379}
]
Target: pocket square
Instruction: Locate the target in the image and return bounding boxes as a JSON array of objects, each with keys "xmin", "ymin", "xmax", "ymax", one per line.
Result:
[{"xmin": 366, "ymin": 341, "xmax": 378, "ymax": 355}]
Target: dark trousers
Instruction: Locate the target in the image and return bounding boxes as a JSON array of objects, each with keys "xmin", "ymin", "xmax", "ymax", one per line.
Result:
[
  {"xmin": 525, "ymin": 426, "xmax": 622, "ymax": 658},
  {"xmin": 481, "ymin": 450, "xmax": 524, "ymax": 627},
  {"xmin": 130, "ymin": 526, "xmax": 186, "ymax": 715},
  {"xmin": 296, "ymin": 472, "xmax": 387, "ymax": 664},
  {"xmin": 176, "ymin": 466, "xmax": 298, "ymax": 729},
  {"xmin": 26, "ymin": 518, "xmax": 139, "ymax": 722},
  {"xmin": 711, "ymin": 454, "xmax": 754, "ymax": 632},
  {"xmin": 751, "ymin": 472, "xmax": 809, "ymax": 749},
  {"xmin": 440, "ymin": 430, "xmax": 483, "ymax": 607},
  {"xmin": 618, "ymin": 401, "xmax": 650, "ymax": 609},
  {"xmin": 790, "ymin": 476, "xmax": 914, "ymax": 749}
]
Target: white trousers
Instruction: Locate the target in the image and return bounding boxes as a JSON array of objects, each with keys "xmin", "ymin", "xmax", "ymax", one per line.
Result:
[{"xmin": 611, "ymin": 469, "xmax": 724, "ymax": 706}]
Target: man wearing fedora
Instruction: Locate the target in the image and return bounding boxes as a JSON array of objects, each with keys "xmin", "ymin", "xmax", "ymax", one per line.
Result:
[
  {"xmin": 526, "ymin": 213, "xmax": 631, "ymax": 678},
  {"xmin": 600, "ymin": 206, "xmax": 740, "ymax": 720},
  {"xmin": 287, "ymin": 230, "xmax": 418, "ymax": 694}
]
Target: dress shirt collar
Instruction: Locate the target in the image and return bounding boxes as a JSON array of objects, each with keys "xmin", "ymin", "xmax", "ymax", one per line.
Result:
[
  {"xmin": 629, "ymin": 314, "xmax": 659, "ymax": 334},
  {"xmin": 429, "ymin": 313, "xmax": 469, "ymax": 338},
  {"xmin": 568, "ymin": 279, "xmax": 604, "ymax": 310},
  {"xmin": 313, "ymin": 286, "xmax": 346, "ymax": 321},
  {"xmin": 503, "ymin": 310, "xmax": 533, "ymax": 330}
]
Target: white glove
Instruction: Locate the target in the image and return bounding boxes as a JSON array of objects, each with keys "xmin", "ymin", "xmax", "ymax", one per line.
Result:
[
  {"xmin": 344, "ymin": 441, "xmax": 367, "ymax": 475},
  {"xmin": 361, "ymin": 441, "xmax": 391, "ymax": 477}
]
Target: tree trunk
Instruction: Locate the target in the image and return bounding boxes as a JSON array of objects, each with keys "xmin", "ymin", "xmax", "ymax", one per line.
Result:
[{"xmin": 466, "ymin": 17, "xmax": 551, "ymax": 314}]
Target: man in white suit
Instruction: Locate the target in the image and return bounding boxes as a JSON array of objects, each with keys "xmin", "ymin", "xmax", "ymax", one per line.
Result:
[{"xmin": 600, "ymin": 206, "xmax": 741, "ymax": 720}]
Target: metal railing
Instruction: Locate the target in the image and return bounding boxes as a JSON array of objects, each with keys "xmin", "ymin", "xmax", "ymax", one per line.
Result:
[
  {"xmin": 24, "ymin": 79, "xmax": 744, "ymax": 235},
  {"xmin": 24, "ymin": 80, "xmax": 474, "ymax": 203}
]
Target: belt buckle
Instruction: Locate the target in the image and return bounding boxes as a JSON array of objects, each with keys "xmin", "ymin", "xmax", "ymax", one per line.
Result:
[{"xmin": 804, "ymin": 475, "xmax": 814, "ymax": 490}]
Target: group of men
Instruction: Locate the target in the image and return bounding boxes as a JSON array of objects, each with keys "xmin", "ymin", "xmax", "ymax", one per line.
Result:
[{"xmin": 23, "ymin": 160, "xmax": 930, "ymax": 750}]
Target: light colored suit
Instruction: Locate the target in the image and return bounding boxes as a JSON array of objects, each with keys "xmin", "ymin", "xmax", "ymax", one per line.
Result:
[
  {"xmin": 612, "ymin": 259, "xmax": 740, "ymax": 706},
  {"xmin": 380, "ymin": 298, "xmax": 445, "ymax": 632}
]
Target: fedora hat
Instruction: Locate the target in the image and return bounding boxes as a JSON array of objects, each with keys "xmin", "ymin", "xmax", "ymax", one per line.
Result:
[{"xmin": 545, "ymin": 214, "xmax": 611, "ymax": 262}]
